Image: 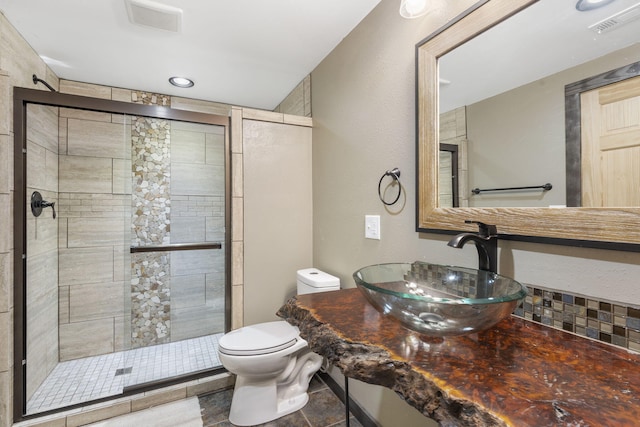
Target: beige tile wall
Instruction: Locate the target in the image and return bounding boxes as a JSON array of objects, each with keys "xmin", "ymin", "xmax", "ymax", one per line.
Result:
[
  {"xmin": 169, "ymin": 121, "xmax": 226, "ymax": 340},
  {"xmin": 25, "ymin": 103, "xmax": 59, "ymax": 401},
  {"xmin": 57, "ymin": 108, "xmax": 129, "ymax": 361},
  {"xmin": 274, "ymin": 75, "xmax": 312, "ymax": 117}
]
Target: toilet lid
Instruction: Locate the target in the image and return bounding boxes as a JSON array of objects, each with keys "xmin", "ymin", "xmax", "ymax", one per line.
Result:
[{"xmin": 219, "ymin": 321, "xmax": 300, "ymax": 356}]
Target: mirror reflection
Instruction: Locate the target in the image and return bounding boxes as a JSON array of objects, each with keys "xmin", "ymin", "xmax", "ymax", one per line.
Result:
[{"xmin": 438, "ymin": 0, "xmax": 640, "ymax": 208}]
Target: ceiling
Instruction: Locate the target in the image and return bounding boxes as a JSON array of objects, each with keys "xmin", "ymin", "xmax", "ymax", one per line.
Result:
[{"xmin": 0, "ymin": 0, "xmax": 380, "ymax": 110}]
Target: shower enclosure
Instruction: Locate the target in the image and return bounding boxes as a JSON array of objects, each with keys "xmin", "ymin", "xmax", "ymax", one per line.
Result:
[{"xmin": 13, "ymin": 88, "xmax": 230, "ymax": 418}]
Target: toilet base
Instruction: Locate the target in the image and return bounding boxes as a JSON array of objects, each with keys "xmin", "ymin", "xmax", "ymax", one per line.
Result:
[
  {"xmin": 277, "ymin": 391, "xmax": 309, "ymax": 417},
  {"xmin": 227, "ymin": 350, "xmax": 322, "ymax": 426},
  {"xmin": 228, "ymin": 377, "xmax": 310, "ymax": 426}
]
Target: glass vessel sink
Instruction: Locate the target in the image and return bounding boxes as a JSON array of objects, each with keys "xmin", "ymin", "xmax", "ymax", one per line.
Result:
[{"xmin": 353, "ymin": 262, "xmax": 527, "ymax": 337}]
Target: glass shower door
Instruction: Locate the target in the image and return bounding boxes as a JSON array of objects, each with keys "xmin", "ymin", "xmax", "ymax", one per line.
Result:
[{"xmin": 20, "ymin": 92, "xmax": 229, "ymax": 416}]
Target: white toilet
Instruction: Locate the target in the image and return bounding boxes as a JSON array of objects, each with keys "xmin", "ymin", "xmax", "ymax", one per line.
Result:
[{"xmin": 218, "ymin": 268, "xmax": 340, "ymax": 426}]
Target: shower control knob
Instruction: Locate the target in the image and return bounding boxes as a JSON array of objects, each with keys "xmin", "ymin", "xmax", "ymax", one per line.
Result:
[
  {"xmin": 30, "ymin": 191, "xmax": 56, "ymax": 219},
  {"xmin": 41, "ymin": 201, "xmax": 56, "ymax": 219}
]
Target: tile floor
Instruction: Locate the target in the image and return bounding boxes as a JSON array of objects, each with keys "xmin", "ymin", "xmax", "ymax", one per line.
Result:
[
  {"xmin": 199, "ymin": 374, "xmax": 364, "ymax": 427},
  {"xmin": 27, "ymin": 333, "xmax": 225, "ymax": 414}
]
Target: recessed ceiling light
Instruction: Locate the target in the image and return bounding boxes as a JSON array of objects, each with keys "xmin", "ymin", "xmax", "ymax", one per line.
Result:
[
  {"xmin": 169, "ymin": 77, "xmax": 194, "ymax": 88},
  {"xmin": 576, "ymin": 0, "xmax": 616, "ymax": 11}
]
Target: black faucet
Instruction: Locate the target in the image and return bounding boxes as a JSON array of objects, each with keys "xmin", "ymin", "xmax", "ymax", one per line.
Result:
[{"xmin": 447, "ymin": 220, "xmax": 498, "ymax": 274}]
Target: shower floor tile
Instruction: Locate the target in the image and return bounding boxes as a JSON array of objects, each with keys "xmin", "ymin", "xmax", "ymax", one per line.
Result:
[{"xmin": 26, "ymin": 333, "xmax": 224, "ymax": 415}]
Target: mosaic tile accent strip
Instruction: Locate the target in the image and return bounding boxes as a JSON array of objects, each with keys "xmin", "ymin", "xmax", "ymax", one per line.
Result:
[
  {"xmin": 131, "ymin": 252, "xmax": 171, "ymax": 347},
  {"xmin": 408, "ymin": 262, "xmax": 485, "ymax": 298},
  {"xmin": 131, "ymin": 116, "xmax": 171, "ymax": 247},
  {"xmin": 513, "ymin": 285, "xmax": 640, "ymax": 353},
  {"xmin": 131, "ymin": 116, "xmax": 172, "ymax": 346},
  {"xmin": 132, "ymin": 90, "xmax": 171, "ymax": 106}
]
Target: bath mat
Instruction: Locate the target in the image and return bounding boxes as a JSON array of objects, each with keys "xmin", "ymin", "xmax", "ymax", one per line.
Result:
[{"xmin": 85, "ymin": 396, "xmax": 203, "ymax": 427}]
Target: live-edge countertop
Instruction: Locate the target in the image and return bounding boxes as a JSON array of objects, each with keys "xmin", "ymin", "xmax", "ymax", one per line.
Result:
[{"xmin": 277, "ymin": 288, "xmax": 640, "ymax": 426}]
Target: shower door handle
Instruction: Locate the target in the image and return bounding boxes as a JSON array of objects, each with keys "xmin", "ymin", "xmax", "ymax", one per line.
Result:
[
  {"xmin": 130, "ymin": 242, "xmax": 222, "ymax": 253},
  {"xmin": 31, "ymin": 191, "xmax": 56, "ymax": 219}
]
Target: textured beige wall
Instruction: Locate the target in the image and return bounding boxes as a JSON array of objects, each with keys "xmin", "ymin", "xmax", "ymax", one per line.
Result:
[
  {"xmin": 242, "ymin": 113, "xmax": 313, "ymax": 325},
  {"xmin": 311, "ymin": 0, "xmax": 640, "ymax": 425}
]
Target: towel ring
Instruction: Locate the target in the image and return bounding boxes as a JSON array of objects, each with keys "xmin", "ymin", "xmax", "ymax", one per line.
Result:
[{"xmin": 378, "ymin": 168, "xmax": 401, "ymax": 206}]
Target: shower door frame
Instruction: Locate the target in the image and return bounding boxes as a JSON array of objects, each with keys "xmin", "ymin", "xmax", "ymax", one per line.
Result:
[{"xmin": 13, "ymin": 87, "xmax": 232, "ymax": 422}]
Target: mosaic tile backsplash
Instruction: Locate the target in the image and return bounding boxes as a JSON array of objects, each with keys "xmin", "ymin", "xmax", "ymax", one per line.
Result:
[
  {"xmin": 513, "ymin": 285, "xmax": 640, "ymax": 353},
  {"xmin": 406, "ymin": 263, "xmax": 639, "ymax": 353}
]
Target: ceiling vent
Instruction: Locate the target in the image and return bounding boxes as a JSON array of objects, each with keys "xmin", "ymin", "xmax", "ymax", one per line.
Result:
[
  {"xmin": 588, "ymin": 2, "xmax": 640, "ymax": 34},
  {"xmin": 125, "ymin": 0, "xmax": 183, "ymax": 33}
]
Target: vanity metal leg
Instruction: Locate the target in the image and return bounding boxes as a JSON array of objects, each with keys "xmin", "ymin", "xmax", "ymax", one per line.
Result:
[{"xmin": 345, "ymin": 377, "xmax": 350, "ymax": 427}]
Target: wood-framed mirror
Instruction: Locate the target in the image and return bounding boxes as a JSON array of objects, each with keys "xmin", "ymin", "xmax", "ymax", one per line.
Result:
[{"xmin": 416, "ymin": 0, "xmax": 640, "ymax": 250}]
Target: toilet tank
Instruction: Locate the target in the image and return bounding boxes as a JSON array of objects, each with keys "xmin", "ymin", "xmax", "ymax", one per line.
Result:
[{"xmin": 297, "ymin": 268, "xmax": 340, "ymax": 295}]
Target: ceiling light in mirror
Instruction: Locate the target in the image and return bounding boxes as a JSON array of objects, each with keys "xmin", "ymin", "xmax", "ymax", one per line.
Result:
[
  {"xmin": 576, "ymin": 0, "xmax": 616, "ymax": 11},
  {"xmin": 400, "ymin": 0, "xmax": 428, "ymax": 19}
]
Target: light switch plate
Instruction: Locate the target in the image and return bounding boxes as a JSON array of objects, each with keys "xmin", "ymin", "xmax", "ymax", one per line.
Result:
[{"xmin": 365, "ymin": 215, "xmax": 381, "ymax": 240}]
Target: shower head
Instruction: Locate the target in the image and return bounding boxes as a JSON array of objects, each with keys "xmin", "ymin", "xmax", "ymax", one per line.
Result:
[{"xmin": 32, "ymin": 74, "xmax": 56, "ymax": 92}]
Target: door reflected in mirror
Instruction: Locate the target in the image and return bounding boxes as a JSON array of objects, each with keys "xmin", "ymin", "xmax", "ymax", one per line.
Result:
[
  {"xmin": 438, "ymin": 0, "xmax": 640, "ymax": 208},
  {"xmin": 439, "ymin": 146, "xmax": 457, "ymax": 208}
]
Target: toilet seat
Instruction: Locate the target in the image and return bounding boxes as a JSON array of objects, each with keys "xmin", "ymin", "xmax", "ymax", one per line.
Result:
[{"xmin": 219, "ymin": 321, "xmax": 300, "ymax": 356}]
